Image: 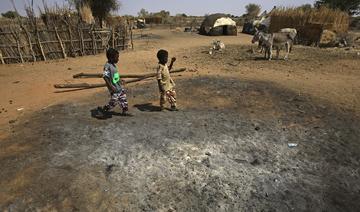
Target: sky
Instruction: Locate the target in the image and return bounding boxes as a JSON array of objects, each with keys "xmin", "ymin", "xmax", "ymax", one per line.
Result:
[{"xmin": 1, "ymin": 0, "xmax": 314, "ymax": 16}]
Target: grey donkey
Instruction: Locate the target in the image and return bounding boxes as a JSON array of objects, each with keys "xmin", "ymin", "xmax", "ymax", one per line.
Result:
[{"xmin": 252, "ymin": 30, "xmax": 294, "ymax": 60}]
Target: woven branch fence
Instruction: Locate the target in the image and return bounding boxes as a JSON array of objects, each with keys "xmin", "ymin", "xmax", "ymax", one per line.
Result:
[{"xmin": 0, "ymin": 21, "xmax": 133, "ymax": 64}]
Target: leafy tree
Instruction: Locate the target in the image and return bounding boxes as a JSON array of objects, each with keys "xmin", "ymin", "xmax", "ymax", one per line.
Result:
[
  {"xmin": 138, "ymin": 8, "xmax": 149, "ymax": 18},
  {"xmin": 87, "ymin": 0, "xmax": 120, "ymax": 27},
  {"xmin": 299, "ymin": 4, "xmax": 313, "ymax": 11},
  {"xmin": 153, "ymin": 10, "xmax": 170, "ymax": 18},
  {"xmin": 245, "ymin": 3, "xmax": 261, "ymax": 18},
  {"xmin": 179, "ymin": 13, "xmax": 187, "ymax": 17},
  {"xmin": 66, "ymin": 0, "xmax": 120, "ymax": 27},
  {"xmin": 1, "ymin": 10, "xmax": 20, "ymax": 19},
  {"xmin": 152, "ymin": 10, "xmax": 170, "ymax": 23},
  {"xmin": 315, "ymin": 0, "xmax": 360, "ymax": 15}
]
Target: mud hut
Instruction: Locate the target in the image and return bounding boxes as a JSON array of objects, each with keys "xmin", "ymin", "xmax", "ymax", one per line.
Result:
[{"xmin": 200, "ymin": 14, "xmax": 237, "ymax": 36}]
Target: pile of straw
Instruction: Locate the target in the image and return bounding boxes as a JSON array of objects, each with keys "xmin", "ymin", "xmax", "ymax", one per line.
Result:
[
  {"xmin": 269, "ymin": 7, "xmax": 349, "ymax": 44},
  {"xmin": 80, "ymin": 4, "xmax": 94, "ymax": 25}
]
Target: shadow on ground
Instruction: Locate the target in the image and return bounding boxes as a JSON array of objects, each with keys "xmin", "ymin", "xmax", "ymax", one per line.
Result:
[
  {"xmin": 0, "ymin": 76, "xmax": 359, "ymax": 211},
  {"xmin": 133, "ymin": 103, "xmax": 162, "ymax": 112}
]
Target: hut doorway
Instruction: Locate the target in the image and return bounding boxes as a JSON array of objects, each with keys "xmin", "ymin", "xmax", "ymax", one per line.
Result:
[{"xmin": 223, "ymin": 26, "xmax": 229, "ymax": 35}]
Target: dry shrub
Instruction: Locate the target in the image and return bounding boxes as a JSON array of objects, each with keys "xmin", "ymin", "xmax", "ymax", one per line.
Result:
[
  {"xmin": 80, "ymin": 4, "xmax": 94, "ymax": 25},
  {"xmin": 106, "ymin": 16, "xmax": 125, "ymax": 27},
  {"xmin": 320, "ymin": 30, "xmax": 337, "ymax": 45}
]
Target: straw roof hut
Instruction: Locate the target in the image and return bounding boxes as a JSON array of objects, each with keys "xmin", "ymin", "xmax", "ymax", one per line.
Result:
[{"xmin": 200, "ymin": 13, "xmax": 237, "ymax": 36}]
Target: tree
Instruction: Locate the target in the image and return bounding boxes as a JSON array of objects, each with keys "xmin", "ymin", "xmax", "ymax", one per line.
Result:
[
  {"xmin": 67, "ymin": 0, "xmax": 120, "ymax": 27},
  {"xmin": 66, "ymin": 0, "xmax": 82, "ymax": 10},
  {"xmin": 138, "ymin": 8, "xmax": 149, "ymax": 18},
  {"xmin": 299, "ymin": 4, "xmax": 313, "ymax": 11},
  {"xmin": 315, "ymin": 0, "xmax": 360, "ymax": 15},
  {"xmin": 87, "ymin": 0, "xmax": 120, "ymax": 27},
  {"xmin": 245, "ymin": 3, "xmax": 261, "ymax": 18},
  {"xmin": 152, "ymin": 10, "xmax": 170, "ymax": 23},
  {"xmin": 1, "ymin": 10, "xmax": 20, "ymax": 19},
  {"xmin": 153, "ymin": 10, "xmax": 170, "ymax": 18},
  {"xmin": 179, "ymin": 13, "xmax": 187, "ymax": 17}
]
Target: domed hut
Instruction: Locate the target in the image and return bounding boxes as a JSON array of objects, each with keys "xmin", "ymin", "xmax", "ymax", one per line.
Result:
[{"xmin": 200, "ymin": 14, "xmax": 237, "ymax": 36}]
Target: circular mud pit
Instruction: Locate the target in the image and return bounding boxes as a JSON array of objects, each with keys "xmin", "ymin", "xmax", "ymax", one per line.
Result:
[{"xmin": 1, "ymin": 76, "xmax": 359, "ymax": 211}]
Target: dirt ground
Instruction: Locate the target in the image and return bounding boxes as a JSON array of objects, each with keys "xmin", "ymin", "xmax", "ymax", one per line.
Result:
[{"xmin": 1, "ymin": 28, "xmax": 360, "ymax": 211}]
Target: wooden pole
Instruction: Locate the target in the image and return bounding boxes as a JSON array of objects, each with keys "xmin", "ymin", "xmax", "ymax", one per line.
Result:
[
  {"xmin": 130, "ymin": 25, "xmax": 134, "ymax": 50},
  {"xmin": 12, "ymin": 31, "xmax": 24, "ymax": 63},
  {"xmin": 56, "ymin": 68, "xmax": 187, "ymax": 89},
  {"xmin": 79, "ymin": 27, "xmax": 85, "ymax": 56},
  {"xmin": 68, "ymin": 25, "xmax": 75, "ymax": 57},
  {"xmin": 122, "ymin": 34, "xmax": 126, "ymax": 50},
  {"xmin": 73, "ymin": 68, "xmax": 187, "ymax": 79},
  {"xmin": 54, "ymin": 27, "xmax": 67, "ymax": 59},
  {"xmin": 21, "ymin": 25, "xmax": 36, "ymax": 62},
  {"xmin": 54, "ymin": 82, "xmax": 106, "ymax": 89},
  {"xmin": 0, "ymin": 49, "xmax": 5, "ymax": 64},
  {"xmin": 36, "ymin": 30, "xmax": 46, "ymax": 61},
  {"xmin": 112, "ymin": 27, "xmax": 115, "ymax": 48},
  {"xmin": 54, "ymin": 77, "xmax": 146, "ymax": 89},
  {"xmin": 91, "ymin": 31, "xmax": 97, "ymax": 55},
  {"xmin": 16, "ymin": 39, "xmax": 24, "ymax": 63}
]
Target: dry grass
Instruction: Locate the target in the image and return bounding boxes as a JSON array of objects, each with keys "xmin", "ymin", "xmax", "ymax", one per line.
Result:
[
  {"xmin": 269, "ymin": 6, "xmax": 349, "ymax": 33},
  {"xmin": 106, "ymin": 16, "xmax": 125, "ymax": 27},
  {"xmin": 79, "ymin": 4, "xmax": 94, "ymax": 25}
]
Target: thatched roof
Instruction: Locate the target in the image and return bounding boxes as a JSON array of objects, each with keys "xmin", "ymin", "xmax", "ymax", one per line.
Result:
[
  {"xmin": 200, "ymin": 13, "xmax": 237, "ymax": 36},
  {"xmin": 201, "ymin": 13, "xmax": 230, "ymax": 27}
]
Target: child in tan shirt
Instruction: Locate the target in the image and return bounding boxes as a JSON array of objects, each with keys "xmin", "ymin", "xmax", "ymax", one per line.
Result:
[{"xmin": 156, "ymin": 49, "xmax": 178, "ymax": 111}]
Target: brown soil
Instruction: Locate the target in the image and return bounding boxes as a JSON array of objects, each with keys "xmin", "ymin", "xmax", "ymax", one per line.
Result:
[{"xmin": 1, "ymin": 28, "xmax": 360, "ymax": 211}]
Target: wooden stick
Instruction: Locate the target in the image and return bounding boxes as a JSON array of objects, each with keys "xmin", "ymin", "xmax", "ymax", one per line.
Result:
[
  {"xmin": 13, "ymin": 31, "xmax": 24, "ymax": 63},
  {"xmin": 55, "ymin": 27, "xmax": 67, "ymax": 59},
  {"xmin": 91, "ymin": 31, "xmax": 97, "ymax": 55},
  {"xmin": 130, "ymin": 25, "xmax": 134, "ymax": 50},
  {"xmin": 73, "ymin": 68, "xmax": 186, "ymax": 79},
  {"xmin": 55, "ymin": 77, "xmax": 148, "ymax": 89},
  {"xmin": 16, "ymin": 39, "xmax": 24, "ymax": 63},
  {"xmin": 21, "ymin": 25, "xmax": 36, "ymax": 62},
  {"xmin": 0, "ymin": 49, "xmax": 5, "ymax": 64},
  {"xmin": 68, "ymin": 25, "xmax": 75, "ymax": 57},
  {"xmin": 112, "ymin": 27, "xmax": 115, "ymax": 48},
  {"xmin": 36, "ymin": 30, "xmax": 46, "ymax": 61},
  {"xmin": 78, "ymin": 27, "xmax": 85, "ymax": 56},
  {"xmin": 55, "ymin": 82, "xmax": 105, "ymax": 89},
  {"xmin": 122, "ymin": 34, "xmax": 126, "ymax": 50},
  {"xmin": 56, "ymin": 68, "xmax": 186, "ymax": 89}
]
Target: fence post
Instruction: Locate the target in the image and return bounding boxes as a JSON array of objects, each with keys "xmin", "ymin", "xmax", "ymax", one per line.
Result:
[
  {"xmin": 36, "ymin": 30, "xmax": 46, "ymax": 61},
  {"xmin": 12, "ymin": 31, "xmax": 24, "ymax": 63},
  {"xmin": 78, "ymin": 27, "xmax": 85, "ymax": 56},
  {"xmin": 55, "ymin": 27, "xmax": 67, "ymax": 59},
  {"xmin": 130, "ymin": 25, "xmax": 134, "ymax": 50},
  {"xmin": 112, "ymin": 27, "xmax": 115, "ymax": 48},
  {"xmin": 91, "ymin": 30, "xmax": 97, "ymax": 55},
  {"xmin": 21, "ymin": 26, "xmax": 36, "ymax": 62},
  {"xmin": 123, "ymin": 35, "xmax": 126, "ymax": 50},
  {"xmin": 0, "ymin": 50, "xmax": 5, "ymax": 64},
  {"xmin": 68, "ymin": 25, "xmax": 75, "ymax": 57},
  {"xmin": 16, "ymin": 39, "xmax": 24, "ymax": 63}
]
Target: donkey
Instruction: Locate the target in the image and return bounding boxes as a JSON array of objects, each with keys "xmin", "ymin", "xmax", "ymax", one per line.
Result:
[{"xmin": 252, "ymin": 30, "xmax": 294, "ymax": 60}]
